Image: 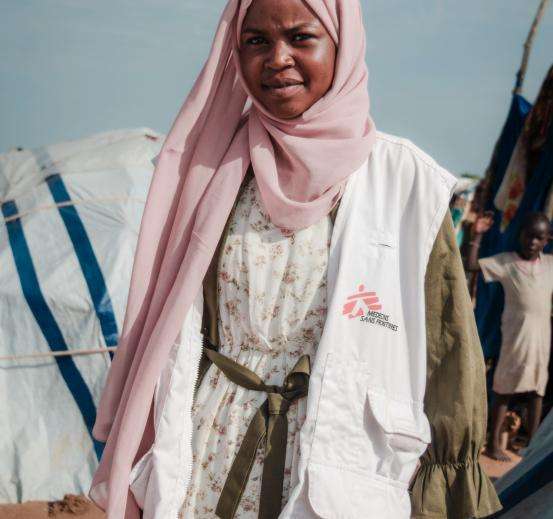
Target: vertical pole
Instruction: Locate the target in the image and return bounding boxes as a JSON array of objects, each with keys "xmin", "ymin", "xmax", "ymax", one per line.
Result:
[{"xmin": 513, "ymin": 0, "xmax": 550, "ymax": 95}]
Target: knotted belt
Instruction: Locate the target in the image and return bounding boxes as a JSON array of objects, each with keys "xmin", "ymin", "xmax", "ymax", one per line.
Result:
[{"xmin": 203, "ymin": 346, "xmax": 310, "ymax": 519}]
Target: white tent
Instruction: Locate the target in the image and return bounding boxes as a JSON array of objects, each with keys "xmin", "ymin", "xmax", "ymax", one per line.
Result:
[{"xmin": 0, "ymin": 129, "xmax": 162, "ymax": 502}]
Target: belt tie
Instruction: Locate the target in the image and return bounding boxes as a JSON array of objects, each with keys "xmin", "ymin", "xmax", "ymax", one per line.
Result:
[{"xmin": 203, "ymin": 347, "xmax": 310, "ymax": 519}]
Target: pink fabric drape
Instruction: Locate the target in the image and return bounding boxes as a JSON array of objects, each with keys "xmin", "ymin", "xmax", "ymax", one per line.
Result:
[{"xmin": 90, "ymin": 0, "xmax": 375, "ymax": 516}]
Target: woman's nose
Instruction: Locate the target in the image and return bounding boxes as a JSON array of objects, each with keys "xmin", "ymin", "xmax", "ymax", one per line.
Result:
[{"xmin": 266, "ymin": 40, "xmax": 294, "ymax": 70}]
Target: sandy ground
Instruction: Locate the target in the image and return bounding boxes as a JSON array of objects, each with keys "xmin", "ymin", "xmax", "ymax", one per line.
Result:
[
  {"xmin": 479, "ymin": 449, "xmax": 522, "ymax": 481},
  {"xmin": 0, "ymin": 453, "xmax": 520, "ymax": 518},
  {"xmin": 0, "ymin": 495, "xmax": 105, "ymax": 518}
]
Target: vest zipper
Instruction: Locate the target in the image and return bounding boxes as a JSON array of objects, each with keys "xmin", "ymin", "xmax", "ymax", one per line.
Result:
[{"xmin": 171, "ymin": 322, "xmax": 204, "ymax": 519}]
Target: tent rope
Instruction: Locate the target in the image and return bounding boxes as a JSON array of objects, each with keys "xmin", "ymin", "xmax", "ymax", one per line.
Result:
[
  {"xmin": 0, "ymin": 347, "xmax": 117, "ymax": 361},
  {"xmin": 1, "ymin": 196, "xmax": 145, "ymax": 224}
]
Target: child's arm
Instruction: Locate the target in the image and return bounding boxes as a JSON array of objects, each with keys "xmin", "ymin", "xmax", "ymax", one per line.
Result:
[{"xmin": 466, "ymin": 211, "xmax": 494, "ymax": 272}]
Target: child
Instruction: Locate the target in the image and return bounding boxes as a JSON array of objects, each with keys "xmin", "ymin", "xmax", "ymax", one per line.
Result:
[{"xmin": 471, "ymin": 212, "xmax": 552, "ymax": 461}]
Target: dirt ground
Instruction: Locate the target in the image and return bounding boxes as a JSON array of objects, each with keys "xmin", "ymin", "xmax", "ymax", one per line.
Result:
[
  {"xmin": 479, "ymin": 449, "xmax": 522, "ymax": 481},
  {"xmin": 0, "ymin": 453, "xmax": 519, "ymax": 518},
  {"xmin": 0, "ymin": 495, "xmax": 105, "ymax": 518}
]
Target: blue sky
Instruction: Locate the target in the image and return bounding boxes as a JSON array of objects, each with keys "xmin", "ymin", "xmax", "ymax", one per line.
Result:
[{"xmin": 1, "ymin": 0, "xmax": 552, "ymax": 175}]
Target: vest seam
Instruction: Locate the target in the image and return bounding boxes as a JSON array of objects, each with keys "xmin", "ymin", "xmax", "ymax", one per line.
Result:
[{"xmin": 375, "ymin": 132, "xmax": 442, "ymax": 174}]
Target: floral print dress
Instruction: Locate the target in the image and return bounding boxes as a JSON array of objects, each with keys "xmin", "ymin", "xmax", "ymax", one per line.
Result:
[{"xmin": 179, "ymin": 177, "xmax": 332, "ymax": 518}]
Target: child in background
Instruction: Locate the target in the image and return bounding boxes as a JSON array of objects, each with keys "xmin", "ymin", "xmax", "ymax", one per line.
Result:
[{"xmin": 469, "ymin": 212, "xmax": 552, "ymax": 461}]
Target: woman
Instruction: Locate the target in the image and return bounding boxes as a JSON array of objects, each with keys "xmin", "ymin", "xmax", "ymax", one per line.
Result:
[{"xmin": 90, "ymin": 0, "xmax": 501, "ymax": 518}]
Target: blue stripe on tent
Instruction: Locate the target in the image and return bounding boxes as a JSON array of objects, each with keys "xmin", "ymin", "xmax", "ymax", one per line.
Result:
[
  {"xmin": 498, "ymin": 451, "xmax": 553, "ymax": 514},
  {"xmin": 34, "ymin": 148, "xmax": 118, "ymax": 356},
  {"xmin": 2, "ymin": 199, "xmax": 104, "ymax": 460}
]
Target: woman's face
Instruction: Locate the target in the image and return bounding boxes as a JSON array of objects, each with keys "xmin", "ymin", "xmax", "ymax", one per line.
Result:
[{"xmin": 239, "ymin": 0, "xmax": 337, "ymax": 119}]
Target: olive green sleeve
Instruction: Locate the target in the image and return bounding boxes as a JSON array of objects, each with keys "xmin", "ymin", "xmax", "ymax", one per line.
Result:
[{"xmin": 410, "ymin": 214, "xmax": 502, "ymax": 518}]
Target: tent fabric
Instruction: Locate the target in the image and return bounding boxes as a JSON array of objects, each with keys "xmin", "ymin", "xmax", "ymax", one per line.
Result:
[
  {"xmin": 474, "ymin": 94, "xmax": 534, "ymax": 360},
  {"xmin": 494, "ymin": 410, "xmax": 553, "ymax": 517},
  {"xmin": 0, "ymin": 129, "xmax": 161, "ymax": 502},
  {"xmin": 494, "ymin": 65, "xmax": 553, "ymax": 234}
]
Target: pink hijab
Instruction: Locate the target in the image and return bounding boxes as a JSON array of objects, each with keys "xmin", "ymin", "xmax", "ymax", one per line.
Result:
[{"xmin": 91, "ymin": 0, "xmax": 375, "ymax": 516}]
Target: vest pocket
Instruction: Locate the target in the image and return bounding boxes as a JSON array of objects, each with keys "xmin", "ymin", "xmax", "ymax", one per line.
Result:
[
  {"xmin": 308, "ymin": 354, "xmax": 431, "ymax": 500},
  {"xmin": 309, "ymin": 354, "xmax": 373, "ymax": 471},
  {"xmin": 307, "ymin": 461, "xmax": 412, "ymax": 519},
  {"xmin": 366, "ymin": 389, "xmax": 431, "ymax": 483}
]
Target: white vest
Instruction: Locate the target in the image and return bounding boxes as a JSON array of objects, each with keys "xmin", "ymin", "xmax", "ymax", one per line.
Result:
[{"xmin": 128, "ymin": 132, "xmax": 457, "ymax": 518}]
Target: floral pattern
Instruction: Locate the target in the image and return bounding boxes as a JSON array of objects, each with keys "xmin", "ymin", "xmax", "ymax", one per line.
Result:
[{"xmin": 179, "ymin": 178, "xmax": 332, "ymax": 518}]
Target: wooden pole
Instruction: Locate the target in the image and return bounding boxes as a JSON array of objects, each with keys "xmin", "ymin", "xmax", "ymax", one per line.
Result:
[
  {"xmin": 514, "ymin": 0, "xmax": 550, "ymax": 95},
  {"xmin": 482, "ymin": 0, "xmax": 550, "ymax": 189}
]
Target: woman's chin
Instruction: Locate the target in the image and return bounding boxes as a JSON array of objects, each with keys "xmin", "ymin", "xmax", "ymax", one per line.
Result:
[{"xmin": 262, "ymin": 98, "xmax": 311, "ymax": 120}]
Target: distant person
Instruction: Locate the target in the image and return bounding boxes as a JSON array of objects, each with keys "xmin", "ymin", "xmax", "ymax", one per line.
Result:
[{"xmin": 470, "ymin": 212, "xmax": 552, "ymax": 461}]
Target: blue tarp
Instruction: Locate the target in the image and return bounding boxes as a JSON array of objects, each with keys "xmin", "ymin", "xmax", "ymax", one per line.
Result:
[
  {"xmin": 494, "ymin": 408, "xmax": 553, "ymax": 517},
  {"xmin": 475, "ymin": 94, "xmax": 553, "ymax": 359}
]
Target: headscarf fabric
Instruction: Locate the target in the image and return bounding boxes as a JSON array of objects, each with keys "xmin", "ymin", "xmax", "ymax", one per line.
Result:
[{"xmin": 91, "ymin": 0, "xmax": 375, "ymax": 516}]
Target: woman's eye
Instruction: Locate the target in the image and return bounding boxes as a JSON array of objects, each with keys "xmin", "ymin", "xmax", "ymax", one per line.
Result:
[
  {"xmin": 293, "ymin": 33, "xmax": 314, "ymax": 42},
  {"xmin": 246, "ymin": 36, "xmax": 266, "ymax": 45}
]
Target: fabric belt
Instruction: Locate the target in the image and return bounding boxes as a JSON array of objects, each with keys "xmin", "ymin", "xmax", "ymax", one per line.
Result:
[{"xmin": 203, "ymin": 346, "xmax": 310, "ymax": 519}]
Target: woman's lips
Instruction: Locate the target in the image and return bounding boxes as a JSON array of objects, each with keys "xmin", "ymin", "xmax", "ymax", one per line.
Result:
[{"xmin": 261, "ymin": 83, "xmax": 305, "ymax": 98}]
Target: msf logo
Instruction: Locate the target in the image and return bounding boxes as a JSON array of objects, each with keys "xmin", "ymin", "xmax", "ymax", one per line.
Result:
[{"xmin": 342, "ymin": 284, "xmax": 382, "ymax": 319}]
